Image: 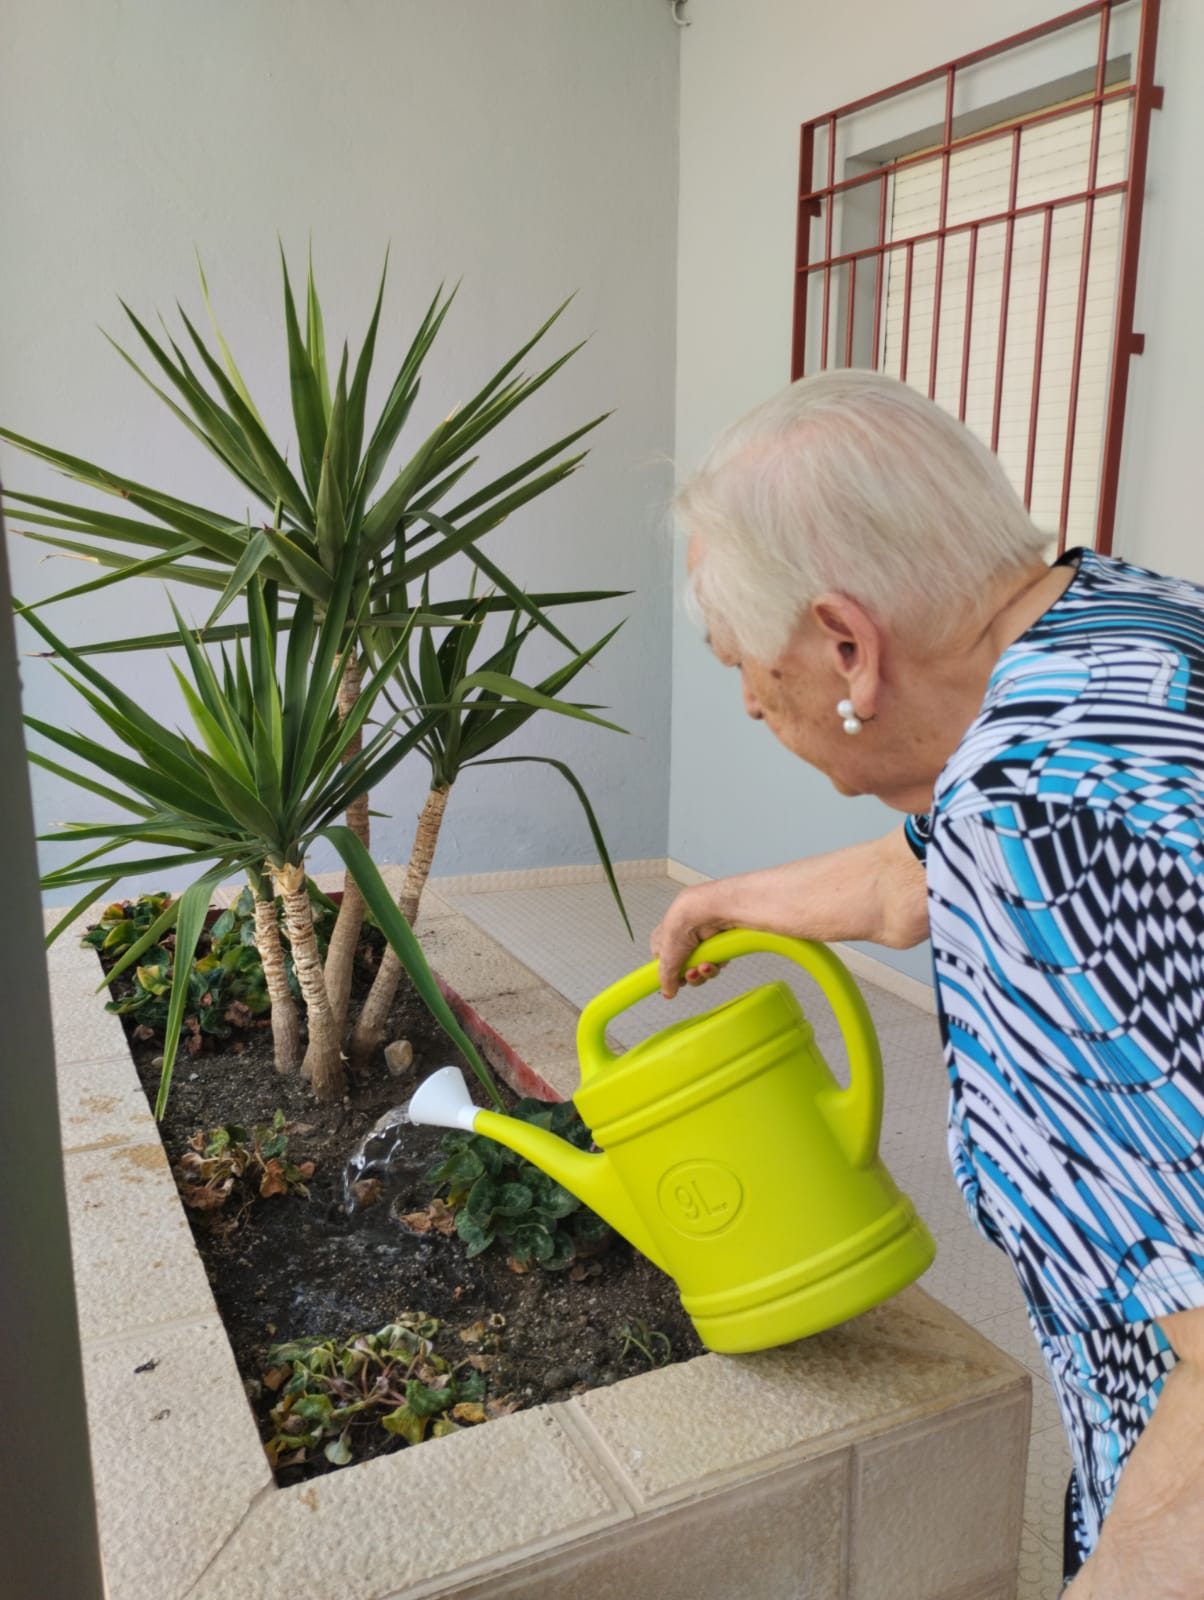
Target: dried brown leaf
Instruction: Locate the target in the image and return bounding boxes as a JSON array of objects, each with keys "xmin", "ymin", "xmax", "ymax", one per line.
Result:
[
  {"xmin": 351, "ymin": 1178, "xmax": 384, "ymax": 1210},
  {"xmin": 262, "ymin": 1365, "xmax": 290, "ymax": 1393},
  {"xmin": 397, "ymin": 1197, "xmax": 454, "ymax": 1235},
  {"xmin": 451, "ymin": 1401, "xmax": 486, "ymax": 1425},
  {"xmin": 259, "ymin": 1159, "xmax": 289, "ymax": 1199},
  {"xmin": 179, "ymin": 1180, "xmax": 233, "ymax": 1211},
  {"xmin": 484, "ymin": 1397, "xmax": 523, "ymax": 1420}
]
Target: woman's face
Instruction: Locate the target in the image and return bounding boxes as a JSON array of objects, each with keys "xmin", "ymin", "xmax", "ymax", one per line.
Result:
[{"xmin": 707, "ymin": 623, "xmax": 862, "ymax": 793}]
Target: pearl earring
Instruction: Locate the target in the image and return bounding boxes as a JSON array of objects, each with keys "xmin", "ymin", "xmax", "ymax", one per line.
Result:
[{"xmin": 837, "ymin": 697, "xmax": 862, "ymax": 735}]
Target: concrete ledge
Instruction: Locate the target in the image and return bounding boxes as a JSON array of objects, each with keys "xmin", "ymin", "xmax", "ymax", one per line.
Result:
[{"xmin": 48, "ymin": 896, "xmax": 1029, "ymax": 1600}]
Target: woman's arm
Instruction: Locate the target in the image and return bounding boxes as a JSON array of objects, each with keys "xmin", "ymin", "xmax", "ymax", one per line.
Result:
[
  {"xmin": 1067, "ymin": 1306, "xmax": 1204, "ymax": 1598},
  {"xmin": 651, "ymin": 826, "xmax": 929, "ymax": 997}
]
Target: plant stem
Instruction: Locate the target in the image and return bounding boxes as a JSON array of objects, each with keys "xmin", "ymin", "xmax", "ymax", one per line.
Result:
[
  {"xmin": 303, "ymin": 649, "xmax": 367, "ymax": 1079},
  {"xmin": 348, "ymin": 782, "xmax": 451, "ymax": 1071},
  {"xmin": 276, "ymin": 862, "xmax": 346, "ymax": 1103},
  {"xmin": 252, "ymin": 888, "xmax": 301, "ymax": 1074}
]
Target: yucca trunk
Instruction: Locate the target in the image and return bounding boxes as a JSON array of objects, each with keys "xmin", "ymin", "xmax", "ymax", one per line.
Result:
[
  {"xmin": 349, "ymin": 782, "xmax": 451, "ymax": 1071},
  {"xmin": 302, "ymin": 651, "xmax": 368, "ymax": 1081},
  {"xmin": 252, "ymin": 890, "xmax": 301, "ymax": 1074},
  {"xmin": 276, "ymin": 862, "xmax": 346, "ymax": 1103}
]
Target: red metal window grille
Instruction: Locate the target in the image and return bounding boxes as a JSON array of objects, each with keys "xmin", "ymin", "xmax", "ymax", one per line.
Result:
[{"xmin": 791, "ymin": 0, "xmax": 1164, "ymax": 555}]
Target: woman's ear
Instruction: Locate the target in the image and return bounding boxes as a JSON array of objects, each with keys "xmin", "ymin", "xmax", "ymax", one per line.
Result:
[{"xmin": 809, "ymin": 593, "xmax": 884, "ymax": 715}]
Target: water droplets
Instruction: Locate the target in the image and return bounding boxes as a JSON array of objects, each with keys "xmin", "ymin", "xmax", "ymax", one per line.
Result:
[{"xmin": 341, "ymin": 1106, "xmax": 413, "ymax": 1214}]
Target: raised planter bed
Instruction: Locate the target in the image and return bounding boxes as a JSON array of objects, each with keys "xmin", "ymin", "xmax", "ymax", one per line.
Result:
[{"xmin": 49, "ymin": 876, "xmax": 1030, "ymax": 1600}]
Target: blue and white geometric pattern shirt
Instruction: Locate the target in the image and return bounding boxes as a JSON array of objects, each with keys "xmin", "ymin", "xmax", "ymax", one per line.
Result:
[
  {"xmin": 905, "ymin": 549, "xmax": 1204, "ymax": 1561},
  {"xmin": 913, "ymin": 548, "xmax": 1204, "ymax": 1333}
]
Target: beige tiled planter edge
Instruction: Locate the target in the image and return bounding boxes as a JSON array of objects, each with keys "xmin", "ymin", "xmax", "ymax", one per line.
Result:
[{"xmin": 49, "ymin": 878, "xmax": 1031, "ymax": 1600}]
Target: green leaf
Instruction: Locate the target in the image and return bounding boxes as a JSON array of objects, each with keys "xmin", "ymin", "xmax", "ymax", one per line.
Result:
[
  {"xmin": 445, "ymin": 295, "xmax": 576, "ymax": 436},
  {"xmin": 455, "ymin": 1212, "xmax": 494, "ymax": 1258},
  {"xmin": 196, "ymin": 252, "xmax": 267, "ymax": 426},
  {"xmin": 261, "ymin": 527, "xmax": 333, "ymax": 603},
  {"xmin": 108, "ymin": 307, "xmax": 269, "ymax": 500},
  {"xmin": 171, "ymin": 665, "xmax": 256, "ymax": 789},
  {"xmin": 324, "ymin": 1431, "xmax": 354, "ymax": 1466},
  {"xmin": 175, "ymin": 303, "xmax": 312, "ymax": 522},
  {"xmin": 0, "ymin": 433, "xmax": 249, "ymax": 564},
  {"xmin": 305, "ymin": 246, "xmax": 332, "ymax": 421},
  {"xmin": 320, "ymin": 826, "xmax": 502, "ymax": 1107},
  {"xmin": 281, "ymin": 246, "xmax": 329, "ymax": 501},
  {"xmin": 509, "ymin": 1221, "xmax": 555, "ymax": 1264},
  {"xmin": 26, "ymin": 750, "xmax": 153, "ymax": 817},
  {"xmin": 380, "ymin": 1404, "xmax": 427, "ymax": 1445},
  {"xmin": 155, "ymin": 869, "xmax": 232, "ymax": 1118},
  {"xmin": 281, "ymin": 594, "xmax": 316, "ymax": 790},
  {"xmin": 470, "ymin": 756, "xmax": 632, "ymax": 938},
  {"xmin": 344, "ymin": 251, "xmax": 388, "ymax": 474},
  {"xmin": 359, "ymin": 413, "xmax": 458, "ymax": 558},
  {"xmin": 494, "ymin": 1182, "xmax": 534, "ymax": 1218},
  {"xmin": 418, "ymin": 509, "xmax": 582, "ymax": 652},
  {"xmin": 438, "ymin": 411, "xmax": 607, "ymax": 528},
  {"xmin": 314, "ymin": 351, "xmax": 349, "ymax": 574},
  {"xmin": 456, "ymin": 671, "xmax": 625, "ymax": 735},
  {"xmin": 204, "ymin": 527, "xmax": 276, "ymax": 629},
  {"xmin": 25, "ymin": 713, "xmax": 229, "ymax": 824},
  {"xmin": 405, "ymin": 1378, "xmax": 453, "ymax": 1419},
  {"xmin": 44, "ymin": 880, "xmax": 121, "ymax": 950},
  {"xmin": 101, "ymin": 894, "xmax": 184, "ymax": 989},
  {"xmin": 533, "ymin": 1180, "xmax": 579, "ymax": 1220},
  {"xmin": 354, "ymin": 283, "xmax": 456, "ymax": 513},
  {"xmin": 13, "ymin": 539, "xmax": 205, "ymax": 615}
]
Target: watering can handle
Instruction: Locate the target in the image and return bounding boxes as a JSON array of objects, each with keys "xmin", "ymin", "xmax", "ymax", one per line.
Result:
[{"xmin": 576, "ymin": 930, "xmax": 884, "ymax": 1169}]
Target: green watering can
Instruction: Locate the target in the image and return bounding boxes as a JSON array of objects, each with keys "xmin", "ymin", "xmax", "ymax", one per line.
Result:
[{"xmin": 408, "ymin": 931, "xmax": 935, "ymax": 1352}]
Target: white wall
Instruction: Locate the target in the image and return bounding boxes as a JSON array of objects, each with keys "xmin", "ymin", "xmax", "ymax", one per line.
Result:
[
  {"xmin": 0, "ymin": 0, "xmax": 680, "ymax": 897},
  {"xmin": 671, "ymin": 0, "xmax": 1201, "ymax": 984}
]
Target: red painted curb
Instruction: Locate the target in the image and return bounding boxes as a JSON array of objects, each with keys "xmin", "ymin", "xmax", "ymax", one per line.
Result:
[{"xmin": 435, "ymin": 975, "xmax": 562, "ymax": 1104}]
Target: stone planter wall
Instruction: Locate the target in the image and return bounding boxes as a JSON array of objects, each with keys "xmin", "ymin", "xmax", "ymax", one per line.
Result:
[{"xmin": 49, "ymin": 880, "xmax": 1030, "ymax": 1600}]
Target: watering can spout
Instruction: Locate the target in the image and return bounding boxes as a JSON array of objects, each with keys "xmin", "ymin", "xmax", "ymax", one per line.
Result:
[{"xmin": 406, "ymin": 1068, "xmax": 668, "ymax": 1273}]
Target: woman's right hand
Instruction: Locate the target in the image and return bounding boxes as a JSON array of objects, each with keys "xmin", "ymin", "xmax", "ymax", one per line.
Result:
[
  {"xmin": 650, "ymin": 829, "xmax": 929, "ymax": 1001},
  {"xmin": 651, "ymin": 884, "xmax": 732, "ymax": 998}
]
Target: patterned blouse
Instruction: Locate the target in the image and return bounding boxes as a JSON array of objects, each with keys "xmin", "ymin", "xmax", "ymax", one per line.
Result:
[{"xmin": 904, "ymin": 547, "xmax": 1204, "ymax": 1562}]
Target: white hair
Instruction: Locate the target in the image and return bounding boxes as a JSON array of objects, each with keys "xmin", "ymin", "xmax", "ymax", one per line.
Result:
[{"xmin": 678, "ymin": 370, "xmax": 1050, "ymax": 661}]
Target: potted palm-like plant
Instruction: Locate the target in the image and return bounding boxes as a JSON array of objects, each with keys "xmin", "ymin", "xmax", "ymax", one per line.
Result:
[
  {"xmin": 4, "ymin": 252, "xmax": 628, "ymax": 1070},
  {"xmin": 6, "ymin": 251, "xmax": 632, "ymax": 1086},
  {"xmin": 25, "ymin": 570, "xmax": 506, "ymax": 1113},
  {"xmin": 350, "ymin": 577, "xmax": 633, "ymax": 1069}
]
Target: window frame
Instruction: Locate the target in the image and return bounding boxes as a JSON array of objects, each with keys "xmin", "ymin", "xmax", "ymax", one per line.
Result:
[{"xmin": 790, "ymin": 0, "xmax": 1165, "ymax": 556}]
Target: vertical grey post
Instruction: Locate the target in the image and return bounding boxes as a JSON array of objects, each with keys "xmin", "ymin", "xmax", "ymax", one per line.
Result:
[{"xmin": 0, "ymin": 499, "xmax": 105, "ymax": 1596}]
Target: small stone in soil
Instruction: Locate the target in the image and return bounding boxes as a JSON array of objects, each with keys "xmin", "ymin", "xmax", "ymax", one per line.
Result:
[{"xmin": 384, "ymin": 1039, "xmax": 414, "ymax": 1076}]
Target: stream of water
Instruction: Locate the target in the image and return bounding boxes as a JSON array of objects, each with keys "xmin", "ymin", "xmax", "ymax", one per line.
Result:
[{"xmin": 340, "ymin": 1106, "xmax": 414, "ymax": 1213}]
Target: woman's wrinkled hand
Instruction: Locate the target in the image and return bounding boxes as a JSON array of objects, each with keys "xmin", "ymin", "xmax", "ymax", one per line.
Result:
[{"xmin": 650, "ymin": 884, "xmax": 731, "ymax": 998}]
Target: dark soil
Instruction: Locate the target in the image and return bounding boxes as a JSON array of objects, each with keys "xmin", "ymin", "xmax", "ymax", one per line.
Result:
[{"xmin": 107, "ymin": 921, "xmax": 704, "ymax": 1484}]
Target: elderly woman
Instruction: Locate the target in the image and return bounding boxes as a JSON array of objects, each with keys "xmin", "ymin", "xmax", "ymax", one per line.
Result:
[{"xmin": 653, "ymin": 371, "xmax": 1204, "ymax": 1597}]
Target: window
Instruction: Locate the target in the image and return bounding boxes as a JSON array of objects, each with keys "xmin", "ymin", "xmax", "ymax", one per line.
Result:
[{"xmin": 791, "ymin": 0, "xmax": 1164, "ymax": 555}]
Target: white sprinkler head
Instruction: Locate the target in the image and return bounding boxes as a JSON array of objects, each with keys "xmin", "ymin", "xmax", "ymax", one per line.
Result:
[{"xmin": 406, "ymin": 1066, "xmax": 481, "ymax": 1133}]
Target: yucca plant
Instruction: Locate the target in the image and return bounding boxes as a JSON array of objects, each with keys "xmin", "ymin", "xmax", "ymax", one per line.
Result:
[
  {"xmin": 350, "ymin": 579, "xmax": 633, "ymax": 1068},
  {"xmin": 3, "ymin": 251, "xmax": 616, "ymax": 1071},
  {"xmin": 26, "ymin": 572, "xmax": 500, "ymax": 1116}
]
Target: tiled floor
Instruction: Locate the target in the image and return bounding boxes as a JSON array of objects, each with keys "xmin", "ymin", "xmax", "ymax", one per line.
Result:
[{"xmin": 438, "ymin": 872, "xmax": 1071, "ymax": 1600}]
